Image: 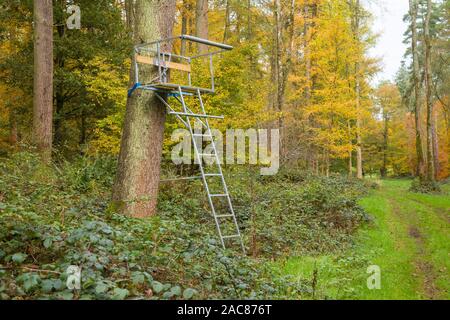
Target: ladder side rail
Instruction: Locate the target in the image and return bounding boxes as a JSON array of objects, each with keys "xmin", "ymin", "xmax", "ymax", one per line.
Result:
[
  {"xmin": 178, "ymin": 87, "xmax": 226, "ymax": 250},
  {"xmin": 196, "ymin": 89, "xmax": 246, "ymax": 254},
  {"xmin": 172, "ymin": 96, "xmax": 209, "ymax": 129}
]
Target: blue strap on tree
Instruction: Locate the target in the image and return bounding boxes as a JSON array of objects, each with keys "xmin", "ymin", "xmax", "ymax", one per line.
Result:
[{"xmin": 127, "ymin": 82, "xmax": 141, "ymax": 97}]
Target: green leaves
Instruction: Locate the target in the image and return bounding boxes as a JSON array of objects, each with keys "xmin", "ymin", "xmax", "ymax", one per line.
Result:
[
  {"xmin": 182, "ymin": 288, "xmax": 196, "ymax": 300},
  {"xmin": 11, "ymin": 253, "xmax": 27, "ymax": 264},
  {"xmin": 151, "ymin": 281, "xmax": 164, "ymax": 294},
  {"xmin": 95, "ymin": 282, "xmax": 109, "ymax": 295},
  {"xmin": 41, "ymin": 279, "xmax": 63, "ymax": 293},
  {"xmin": 0, "ymin": 153, "xmax": 367, "ymax": 300},
  {"xmin": 16, "ymin": 273, "xmax": 40, "ymax": 292},
  {"xmin": 111, "ymin": 288, "xmax": 129, "ymax": 300},
  {"xmin": 43, "ymin": 238, "xmax": 52, "ymax": 249},
  {"xmin": 131, "ymin": 272, "xmax": 145, "ymax": 285}
]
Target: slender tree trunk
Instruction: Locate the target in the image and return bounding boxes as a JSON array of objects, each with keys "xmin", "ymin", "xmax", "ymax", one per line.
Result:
[
  {"xmin": 432, "ymin": 109, "xmax": 440, "ymax": 179},
  {"xmin": 195, "ymin": 0, "xmax": 208, "ymax": 53},
  {"xmin": 112, "ymin": 0, "xmax": 176, "ymax": 218},
  {"xmin": 409, "ymin": 0, "xmax": 426, "ymax": 180},
  {"xmin": 33, "ymin": 0, "xmax": 53, "ymax": 162},
  {"xmin": 355, "ymin": 79, "xmax": 363, "ymax": 179},
  {"xmin": 424, "ymin": 0, "xmax": 435, "ymax": 183},
  {"xmin": 125, "ymin": 0, "xmax": 134, "ymax": 30},
  {"xmin": 271, "ymin": 0, "xmax": 296, "ymax": 162},
  {"xmin": 79, "ymin": 109, "xmax": 87, "ymax": 147},
  {"xmin": 181, "ymin": 0, "xmax": 188, "ymax": 55},
  {"xmin": 304, "ymin": 5, "xmax": 312, "ymax": 104},
  {"xmin": 223, "ymin": 0, "xmax": 231, "ymax": 42},
  {"xmin": 9, "ymin": 109, "xmax": 18, "ymax": 146},
  {"xmin": 350, "ymin": 0, "xmax": 363, "ymax": 179},
  {"xmin": 54, "ymin": 23, "xmax": 65, "ymax": 147},
  {"xmin": 348, "ymin": 0, "xmax": 363, "ymax": 179},
  {"xmin": 304, "ymin": 3, "xmax": 318, "ymax": 171},
  {"xmin": 246, "ymin": 0, "xmax": 253, "ymax": 41},
  {"xmin": 381, "ymin": 111, "xmax": 389, "ymax": 178},
  {"xmin": 347, "ymin": 120, "xmax": 353, "ymax": 177}
]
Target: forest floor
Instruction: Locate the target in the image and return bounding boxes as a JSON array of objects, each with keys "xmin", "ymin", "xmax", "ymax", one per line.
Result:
[{"xmin": 279, "ymin": 179, "xmax": 450, "ymax": 300}]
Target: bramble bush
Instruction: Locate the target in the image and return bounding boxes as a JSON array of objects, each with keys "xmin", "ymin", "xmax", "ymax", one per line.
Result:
[{"xmin": 0, "ymin": 152, "xmax": 371, "ymax": 299}]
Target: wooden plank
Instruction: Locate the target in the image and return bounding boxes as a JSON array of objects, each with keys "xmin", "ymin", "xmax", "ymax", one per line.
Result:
[{"xmin": 135, "ymin": 55, "xmax": 191, "ymax": 72}]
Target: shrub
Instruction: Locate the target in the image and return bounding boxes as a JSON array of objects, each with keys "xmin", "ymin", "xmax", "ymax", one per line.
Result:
[
  {"xmin": 0, "ymin": 152, "xmax": 370, "ymax": 299},
  {"xmin": 410, "ymin": 178, "xmax": 441, "ymax": 194}
]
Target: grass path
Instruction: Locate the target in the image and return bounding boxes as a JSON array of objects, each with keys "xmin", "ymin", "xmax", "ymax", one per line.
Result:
[{"xmin": 279, "ymin": 179, "xmax": 449, "ymax": 300}]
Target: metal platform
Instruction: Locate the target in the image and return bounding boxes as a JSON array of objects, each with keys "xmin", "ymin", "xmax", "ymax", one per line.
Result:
[
  {"xmin": 132, "ymin": 34, "xmax": 233, "ymax": 94},
  {"xmin": 141, "ymin": 83, "xmax": 214, "ymax": 94}
]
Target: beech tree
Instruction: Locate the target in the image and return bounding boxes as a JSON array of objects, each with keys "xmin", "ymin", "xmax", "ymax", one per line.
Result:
[{"xmin": 112, "ymin": 0, "xmax": 177, "ymax": 217}]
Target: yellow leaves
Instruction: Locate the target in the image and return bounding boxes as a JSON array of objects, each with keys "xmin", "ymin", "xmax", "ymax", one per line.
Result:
[
  {"xmin": 74, "ymin": 56, "xmax": 129, "ymax": 108},
  {"xmin": 89, "ymin": 113, "xmax": 124, "ymax": 155}
]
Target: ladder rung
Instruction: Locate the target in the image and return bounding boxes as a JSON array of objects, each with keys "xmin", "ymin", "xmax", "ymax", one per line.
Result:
[
  {"xmin": 199, "ymin": 153, "xmax": 216, "ymax": 157},
  {"xmin": 169, "ymin": 111, "xmax": 224, "ymax": 119},
  {"xmin": 210, "ymin": 194, "xmax": 228, "ymax": 197},
  {"xmin": 204, "ymin": 173, "xmax": 222, "ymax": 177},
  {"xmin": 215, "ymin": 214, "xmax": 234, "ymax": 218},
  {"xmin": 222, "ymin": 235, "xmax": 240, "ymax": 239}
]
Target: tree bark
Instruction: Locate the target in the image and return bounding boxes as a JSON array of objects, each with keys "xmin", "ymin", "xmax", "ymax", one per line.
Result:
[
  {"xmin": 54, "ymin": 22, "xmax": 65, "ymax": 147},
  {"xmin": 125, "ymin": 0, "xmax": 134, "ymax": 30},
  {"xmin": 33, "ymin": 0, "xmax": 53, "ymax": 162},
  {"xmin": 195, "ymin": 0, "xmax": 208, "ymax": 53},
  {"xmin": 424, "ymin": 0, "xmax": 435, "ymax": 182},
  {"xmin": 112, "ymin": 0, "xmax": 176, "ymax": 218},
  {"xmin": 409, "ymin": 0, "xmax": 426, "ymax": 180},
  {"xmin": 381, "ymin": 110, "xmax": 389, "ymax": 178},
  {"xmin": 181, "ymin": 0, "xmax": 188, "ymax": 55},
  {"xmin": 432, "ymin": 109, "xmax": 440, "ymax": 179},
  {"xmin": 223, "ymin": 0, "xmax": 230, "ymax": 42},
  {"xmin": 347, "ymin": 120, "xmax": 353, "ymax": 177},
  {"xmin": 350, "ymin": 0, "xmax": 363, "ymax": 179}
]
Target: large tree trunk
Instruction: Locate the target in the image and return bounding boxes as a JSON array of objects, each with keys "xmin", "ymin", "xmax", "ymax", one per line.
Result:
[
  {"xmin": 112, "ymin": 0, "xmax": 176, "ymax": 218},
  {"xmin": 409, "ymin": 0, "xmax": 426, "ymax": 180},
  {"xmin": 33, "ymin": 0, "xmax": 53, "ymax": 162},
  {"xmin": 424, "ymin": 0, "xmax": 435, "ymax": 183},
  {"xmin": 195, "ymin": 0, "xmax": 208, "ymax": 53}
]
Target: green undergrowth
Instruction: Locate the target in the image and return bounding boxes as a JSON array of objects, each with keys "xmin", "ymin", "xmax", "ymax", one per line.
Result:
[{"xmin": 0, "ymin": 152, "xmax": 372, "ymax": 300}]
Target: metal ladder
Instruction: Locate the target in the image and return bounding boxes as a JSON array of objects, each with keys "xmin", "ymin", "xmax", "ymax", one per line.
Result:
[{"xmin": 156, "ymin": 86, "xmax": 245, "ymax": 254}]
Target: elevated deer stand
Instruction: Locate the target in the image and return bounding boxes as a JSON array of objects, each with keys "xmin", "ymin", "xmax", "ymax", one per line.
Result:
[{"xmin": 128, "ymin": 35, "xmax": 245, "ymax": 253}]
